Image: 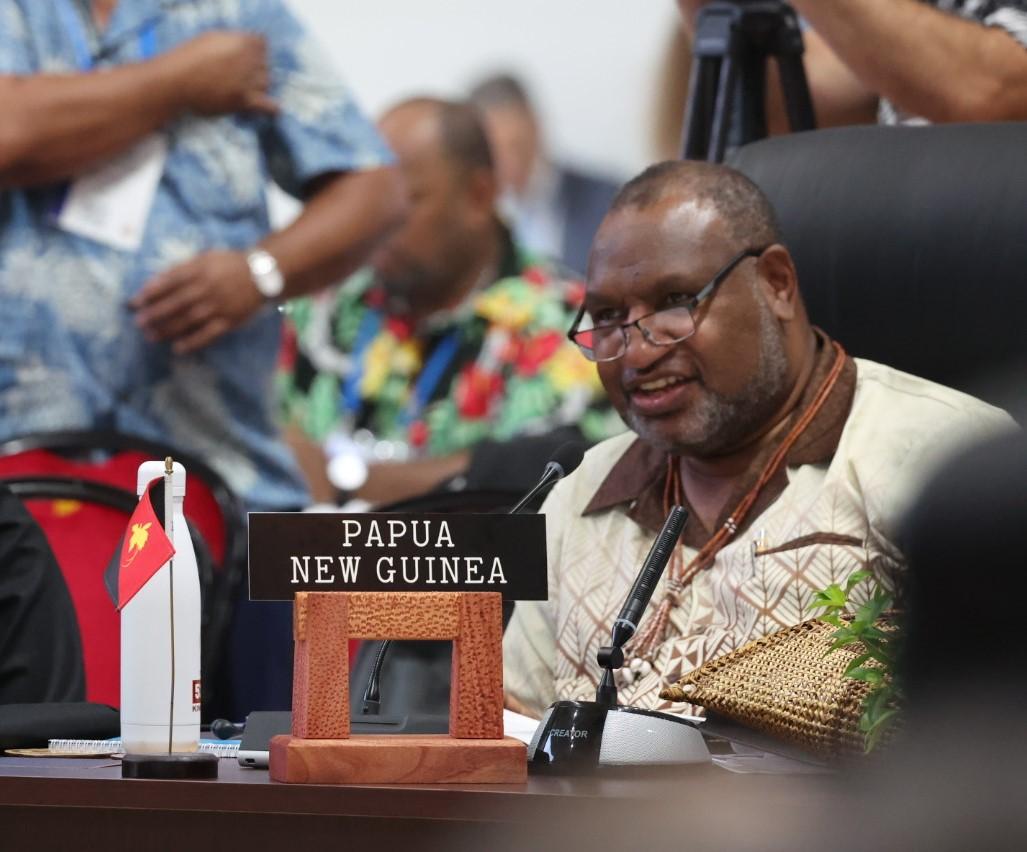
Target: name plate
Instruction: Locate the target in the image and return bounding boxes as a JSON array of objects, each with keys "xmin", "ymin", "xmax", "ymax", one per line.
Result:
[{"xmin": 247, "ymin": 513, "xmax": 547, "ymax": 601}]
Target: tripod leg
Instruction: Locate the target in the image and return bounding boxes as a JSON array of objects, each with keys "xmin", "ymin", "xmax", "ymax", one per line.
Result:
[
  {"xmin": 683, "ymin": 3, "xmax": 742, "ymax": 162},
  {"xmin": 682, "ymin": 55, "xmax": 721, "ymax": 161},
  {"xmin": 775, "ymin": 53, "xmax": 817, "ymax": 132},
  {"xmin": 709, "ymin": 53, "xmax": 739, "ymax": 163}
]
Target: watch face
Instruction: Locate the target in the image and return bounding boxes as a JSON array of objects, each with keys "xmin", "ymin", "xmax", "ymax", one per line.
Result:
[{"xmin": 249, "ymin": 251, "xmax": 284, "ymax": 297}]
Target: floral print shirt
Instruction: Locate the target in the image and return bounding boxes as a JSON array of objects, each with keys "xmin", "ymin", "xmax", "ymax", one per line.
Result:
[{"xmin": 279, "ymin": 230, "xmax": 622, "ymax": 460}]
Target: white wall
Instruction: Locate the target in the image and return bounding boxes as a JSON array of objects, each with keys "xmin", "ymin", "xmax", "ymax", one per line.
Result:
[{"xmin": 284, "ymin": 0, "xmax": 681, "ymax": 180}]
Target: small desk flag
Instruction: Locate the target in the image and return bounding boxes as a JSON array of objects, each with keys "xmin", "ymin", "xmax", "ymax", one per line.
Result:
[{"xmin": 104, "ymin": 477, "xmax": 175, "ymax": 610}]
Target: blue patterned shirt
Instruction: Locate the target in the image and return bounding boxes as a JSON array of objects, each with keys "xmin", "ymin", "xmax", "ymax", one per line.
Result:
[{"xmin": 0, "ymin": 0, "xmax": 392, "ymax": 509}]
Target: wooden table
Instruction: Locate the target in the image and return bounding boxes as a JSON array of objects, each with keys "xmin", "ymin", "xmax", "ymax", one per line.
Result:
[{"xmin": 0, "ymin": 754, "xmax": 839, "ymax": 851}]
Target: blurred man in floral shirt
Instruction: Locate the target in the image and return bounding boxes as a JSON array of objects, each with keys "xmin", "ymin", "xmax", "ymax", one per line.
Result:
[{"xmin": 280, "ymin": 97, "xmax": 623, "ymax": 506}]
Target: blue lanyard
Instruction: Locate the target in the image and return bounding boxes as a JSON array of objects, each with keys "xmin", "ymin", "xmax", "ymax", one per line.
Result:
[
  {"xmin": 57, "ymin": 0, "xmax": 159, "ymax": 71},
  {"xmin": 403, "ymin": 329, "xmax": 462, "ymax": 427},
  {"xmin": 341, "ymin": 310, "xmax": 463, "ymax": 428}
]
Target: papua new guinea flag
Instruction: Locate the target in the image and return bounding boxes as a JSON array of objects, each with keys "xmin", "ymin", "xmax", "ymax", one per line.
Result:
[{"xmin": 104, "ymin": 477, "xmax": 175, "ymax": 610}]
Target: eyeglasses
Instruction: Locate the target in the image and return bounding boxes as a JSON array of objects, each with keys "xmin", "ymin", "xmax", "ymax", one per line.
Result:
[{"xmin": 567, "ymin": 247, "xmax": 768, "ymax": 363}]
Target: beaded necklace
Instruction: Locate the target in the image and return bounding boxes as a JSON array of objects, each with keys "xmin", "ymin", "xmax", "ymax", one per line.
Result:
[{"xmin": 626, "ymin": 341, "xmax": 848, "ymax": 664}]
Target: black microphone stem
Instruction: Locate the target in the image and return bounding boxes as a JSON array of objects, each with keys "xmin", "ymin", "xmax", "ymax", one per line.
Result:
[
  {"xmin": 361, "ymin": 639, "xmax": 390, "ymax": 715},
  {"xmin": 508, "ymin": 467, "xmax": 559, "ymax": 515},
  {"xmin": 596, "ymin": 505, "xmax": 688, "ymax": 707}
]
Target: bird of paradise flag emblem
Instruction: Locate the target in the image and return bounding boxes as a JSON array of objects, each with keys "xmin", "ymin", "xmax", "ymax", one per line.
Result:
[
  {"xmin": 122, "ymin": 522, "xmax": 152, "ymax": 569},
  {"xmin": 105, "ymin": 478, "xmax": 175, "ymax": 610}
]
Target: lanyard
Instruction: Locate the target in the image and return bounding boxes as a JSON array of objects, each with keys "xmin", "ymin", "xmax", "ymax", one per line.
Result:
[
  {"xmin": 57, "ymin": 0, "xmax": 159, "ymax": 71},
  {"xmin": 341, "ymin": 309, "xmax": 463, "ymax": 428},
  {"xmin": 404, "ymin": 329, "xmax": 461, "ymax": 427}
]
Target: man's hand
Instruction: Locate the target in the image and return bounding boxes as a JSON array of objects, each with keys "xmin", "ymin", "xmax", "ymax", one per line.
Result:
[
  {"xmin": 160, "ymin": 32, "xmax": 278, "ymax": 117},
  {"xmin": 130, "ymin": 250, "xmax": 265, "ymax": 354}
]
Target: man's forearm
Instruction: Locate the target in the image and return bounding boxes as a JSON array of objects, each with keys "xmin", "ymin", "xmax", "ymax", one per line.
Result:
[
  {"xmin": 260, "ymin": 166, "xmax": 406, "ymax": 301},
  {"xmin": 357, "ymin": 451, "xmax": 472, "ymax": 507},
  {"xmin": 791, "ymin": 0, "xmax": 1027, "ymax": 121},
  {"xmin": 0, "ymin": 60, "xmax": 186, "ymax": 186}
]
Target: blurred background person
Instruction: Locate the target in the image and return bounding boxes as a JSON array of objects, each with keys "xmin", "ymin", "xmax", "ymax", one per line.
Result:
[
  {"xmin": 468, "ymin": 73, "xmax": 622, "ymax": 275},
  {"xmin": 0, "ymin": 0, "xmax": 403, "ymax": 513},
  {"xmin": 280, "ymin": 96, "xmax": 623, "ymax": 508},
  {"xmin": 677, "ymin": 0, "xmax": 1027, "ymax": 131}
]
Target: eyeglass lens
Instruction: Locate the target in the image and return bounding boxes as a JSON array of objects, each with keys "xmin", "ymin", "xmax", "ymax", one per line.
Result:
[{"xmin": 579, "ymin": 306, "xmax": 696, "ymax": 360}]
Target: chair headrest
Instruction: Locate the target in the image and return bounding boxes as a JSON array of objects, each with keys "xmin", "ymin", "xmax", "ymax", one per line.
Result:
[{"xmin": 728, "ymin": 123, "xmax": 1027, "ymax": 410}]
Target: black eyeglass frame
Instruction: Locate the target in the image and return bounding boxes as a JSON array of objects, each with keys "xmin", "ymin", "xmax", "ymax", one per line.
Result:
[{"xmin": 567, "ymin": 246, "xmax": 769, "ymax": 362}]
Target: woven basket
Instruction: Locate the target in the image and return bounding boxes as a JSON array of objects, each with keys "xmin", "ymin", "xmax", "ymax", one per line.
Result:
[{"xmin": 659, "ymin": 618, "xmax": 893, "ymax": 760}]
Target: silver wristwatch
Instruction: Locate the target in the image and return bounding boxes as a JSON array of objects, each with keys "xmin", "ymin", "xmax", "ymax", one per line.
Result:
[{"xmin": 246, "ymin": 249, "xmax": 285, "ymax": 300}]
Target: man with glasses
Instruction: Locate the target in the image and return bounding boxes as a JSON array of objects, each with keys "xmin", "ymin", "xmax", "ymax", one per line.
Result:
[{"xmin": 503, "ymin": 160, "xmax": 1014, "ymax": 717}]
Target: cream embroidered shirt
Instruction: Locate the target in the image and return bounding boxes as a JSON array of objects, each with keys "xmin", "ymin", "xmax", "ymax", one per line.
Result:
[{"xmin": 503, "ymin": 353, "xmax": 1015, "ymax": 718}]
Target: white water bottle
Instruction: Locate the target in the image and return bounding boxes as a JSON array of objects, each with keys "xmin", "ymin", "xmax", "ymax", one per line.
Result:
[{"xmin": 120, "ymin": 461, "xmax": 202, "ymax": 753}]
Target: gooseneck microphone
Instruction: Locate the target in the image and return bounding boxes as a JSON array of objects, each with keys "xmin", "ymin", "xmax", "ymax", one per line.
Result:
[
  {"xmin": 595, "ymin": 505, "xmax": 688, "ymax": 707},
  {"xmin": 527, "ymin": 503, "xmax": 707, "ymax": 772},
  {"xmin": 508, "ymin": 442, "xmax": 585, "ymax": 515},
  {"xmin": 611, "ymin": 505, "xmax": 688, "ymax": 648},
  {"xmin": 359, "ymin": 442, "xmax": 586, "ymax": 717}
]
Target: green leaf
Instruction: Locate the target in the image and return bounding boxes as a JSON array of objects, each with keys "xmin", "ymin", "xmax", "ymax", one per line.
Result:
[
  {"xmin": 847, "ymin": 667, "xmax": 885, "ymax": 685},
  {"xmin": 854, "ymin": 595, "xmax": 890, "ymax": 626},
  {"xmin": 865, "ymin": 685, "xmax": 894, "ymax": 718},
  {"xmin": 817, "ymin": 584, "xmax": 848, "ymax": 609},
  {"xmin": 844, "ymin": 570, "xmax": 871, "ymax": 592},
  {"xmin": 863, "ymin": 708, "xmax": 900, "ymax": 752},
  {"xmin": 843, "ymin": 653, "xmax": 872, "ymax": 676},
  {"xmin": 830, "ymin": 626, "xmax": 857, "ymax": 644},
  {"xmin": 859, "ymin": 639, "xmax": 895, "ymax": 667}
]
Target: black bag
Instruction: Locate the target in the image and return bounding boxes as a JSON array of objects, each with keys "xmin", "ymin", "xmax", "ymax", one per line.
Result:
[{"xmin": 0, "ymin": 702, "xmax": 119, "ymax": 750}]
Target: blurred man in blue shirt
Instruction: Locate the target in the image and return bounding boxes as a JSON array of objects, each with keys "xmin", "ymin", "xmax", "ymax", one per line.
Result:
[{"xmin": 0, "ymin": 0, "xmax": 403, "ymax": 510}]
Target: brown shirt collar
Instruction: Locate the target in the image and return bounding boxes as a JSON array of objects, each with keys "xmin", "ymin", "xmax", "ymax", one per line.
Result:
[{"xmin": 582, "ymin": 328, "xmax": 857, "ymax": 548}]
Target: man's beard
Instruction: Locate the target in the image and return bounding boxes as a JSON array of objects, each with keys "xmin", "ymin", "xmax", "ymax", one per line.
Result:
[
  {"xmin": 374, "ymin": 262, "xmax": 430, "ymax": 317},
  {"xmin": 626, "ymin": 297, "xmax": 792, "ymax": 458}
]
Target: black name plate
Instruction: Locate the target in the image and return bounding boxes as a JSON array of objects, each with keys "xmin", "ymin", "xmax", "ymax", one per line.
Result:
[{"xmin": 248, "ymin": 512, "xmax": 547, "ymax": 601}]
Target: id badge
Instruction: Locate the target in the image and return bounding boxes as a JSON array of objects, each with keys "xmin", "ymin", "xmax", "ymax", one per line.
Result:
[{"xmin": 55, "ymin": 134, "xmax": 167, "ymax": 252}]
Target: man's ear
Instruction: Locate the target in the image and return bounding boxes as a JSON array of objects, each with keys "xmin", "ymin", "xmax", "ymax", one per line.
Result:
[
  {"xmin": 756, "ymin": 244, "xmax": 800, "ymax": 321},
  {"xmin": 463, "ymin": 167, "xmax": 498, "ymax": 224}
]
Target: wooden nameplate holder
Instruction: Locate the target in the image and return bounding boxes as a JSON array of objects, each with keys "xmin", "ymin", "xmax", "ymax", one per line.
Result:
[{"xmin": 269, "ymin": 591, "xmax": 526, "ymax": 784}]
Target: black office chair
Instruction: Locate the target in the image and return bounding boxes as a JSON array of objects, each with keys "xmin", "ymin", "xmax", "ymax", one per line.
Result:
[{"xmin": 727, "ymin": 122, "xmax": 1027, "ymax": 421}]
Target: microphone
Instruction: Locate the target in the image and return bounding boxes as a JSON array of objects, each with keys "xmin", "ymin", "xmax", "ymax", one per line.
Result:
[
  {"xmin": 611, "ymin": 505, "xmax": 688, "ymax": 648},
  {"xmin": 210, "ymin": 718, "xmax": 245, "ymax": 739},
  {"xmin": 508, "ymin": 442, "xmax": 585, "ymax": 514},
  {"xmin": 359, "ymin": 442, "xmax": 586, "ymax": 718},
  {"xmin": 527, "ymin": 504, "xmax": 708, "ymax": 773},
  {"xmin": 595, "ymin": 505, "xmax": 688, "ymax": 707}
]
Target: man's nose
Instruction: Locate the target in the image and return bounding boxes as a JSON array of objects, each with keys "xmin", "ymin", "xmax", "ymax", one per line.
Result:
[{"xmin": 620, "ymin": 324, "xmax": 666, "ymax": 370}]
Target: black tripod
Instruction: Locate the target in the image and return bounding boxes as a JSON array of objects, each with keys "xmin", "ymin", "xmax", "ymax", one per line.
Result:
[{"xmin": 681, "ymin": 0, "xmax": 816, "ymax": 162}]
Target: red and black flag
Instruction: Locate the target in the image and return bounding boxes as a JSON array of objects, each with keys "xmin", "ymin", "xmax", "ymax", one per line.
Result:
[{"xmin": 104, "ymin": 477, "xmax": 175, "ymax": 610}]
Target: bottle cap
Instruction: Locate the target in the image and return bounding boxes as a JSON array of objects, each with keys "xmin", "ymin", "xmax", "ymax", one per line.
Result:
[{"xmin": 137, "ymin": 460, "xmax": 186, "ymax": 497}]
